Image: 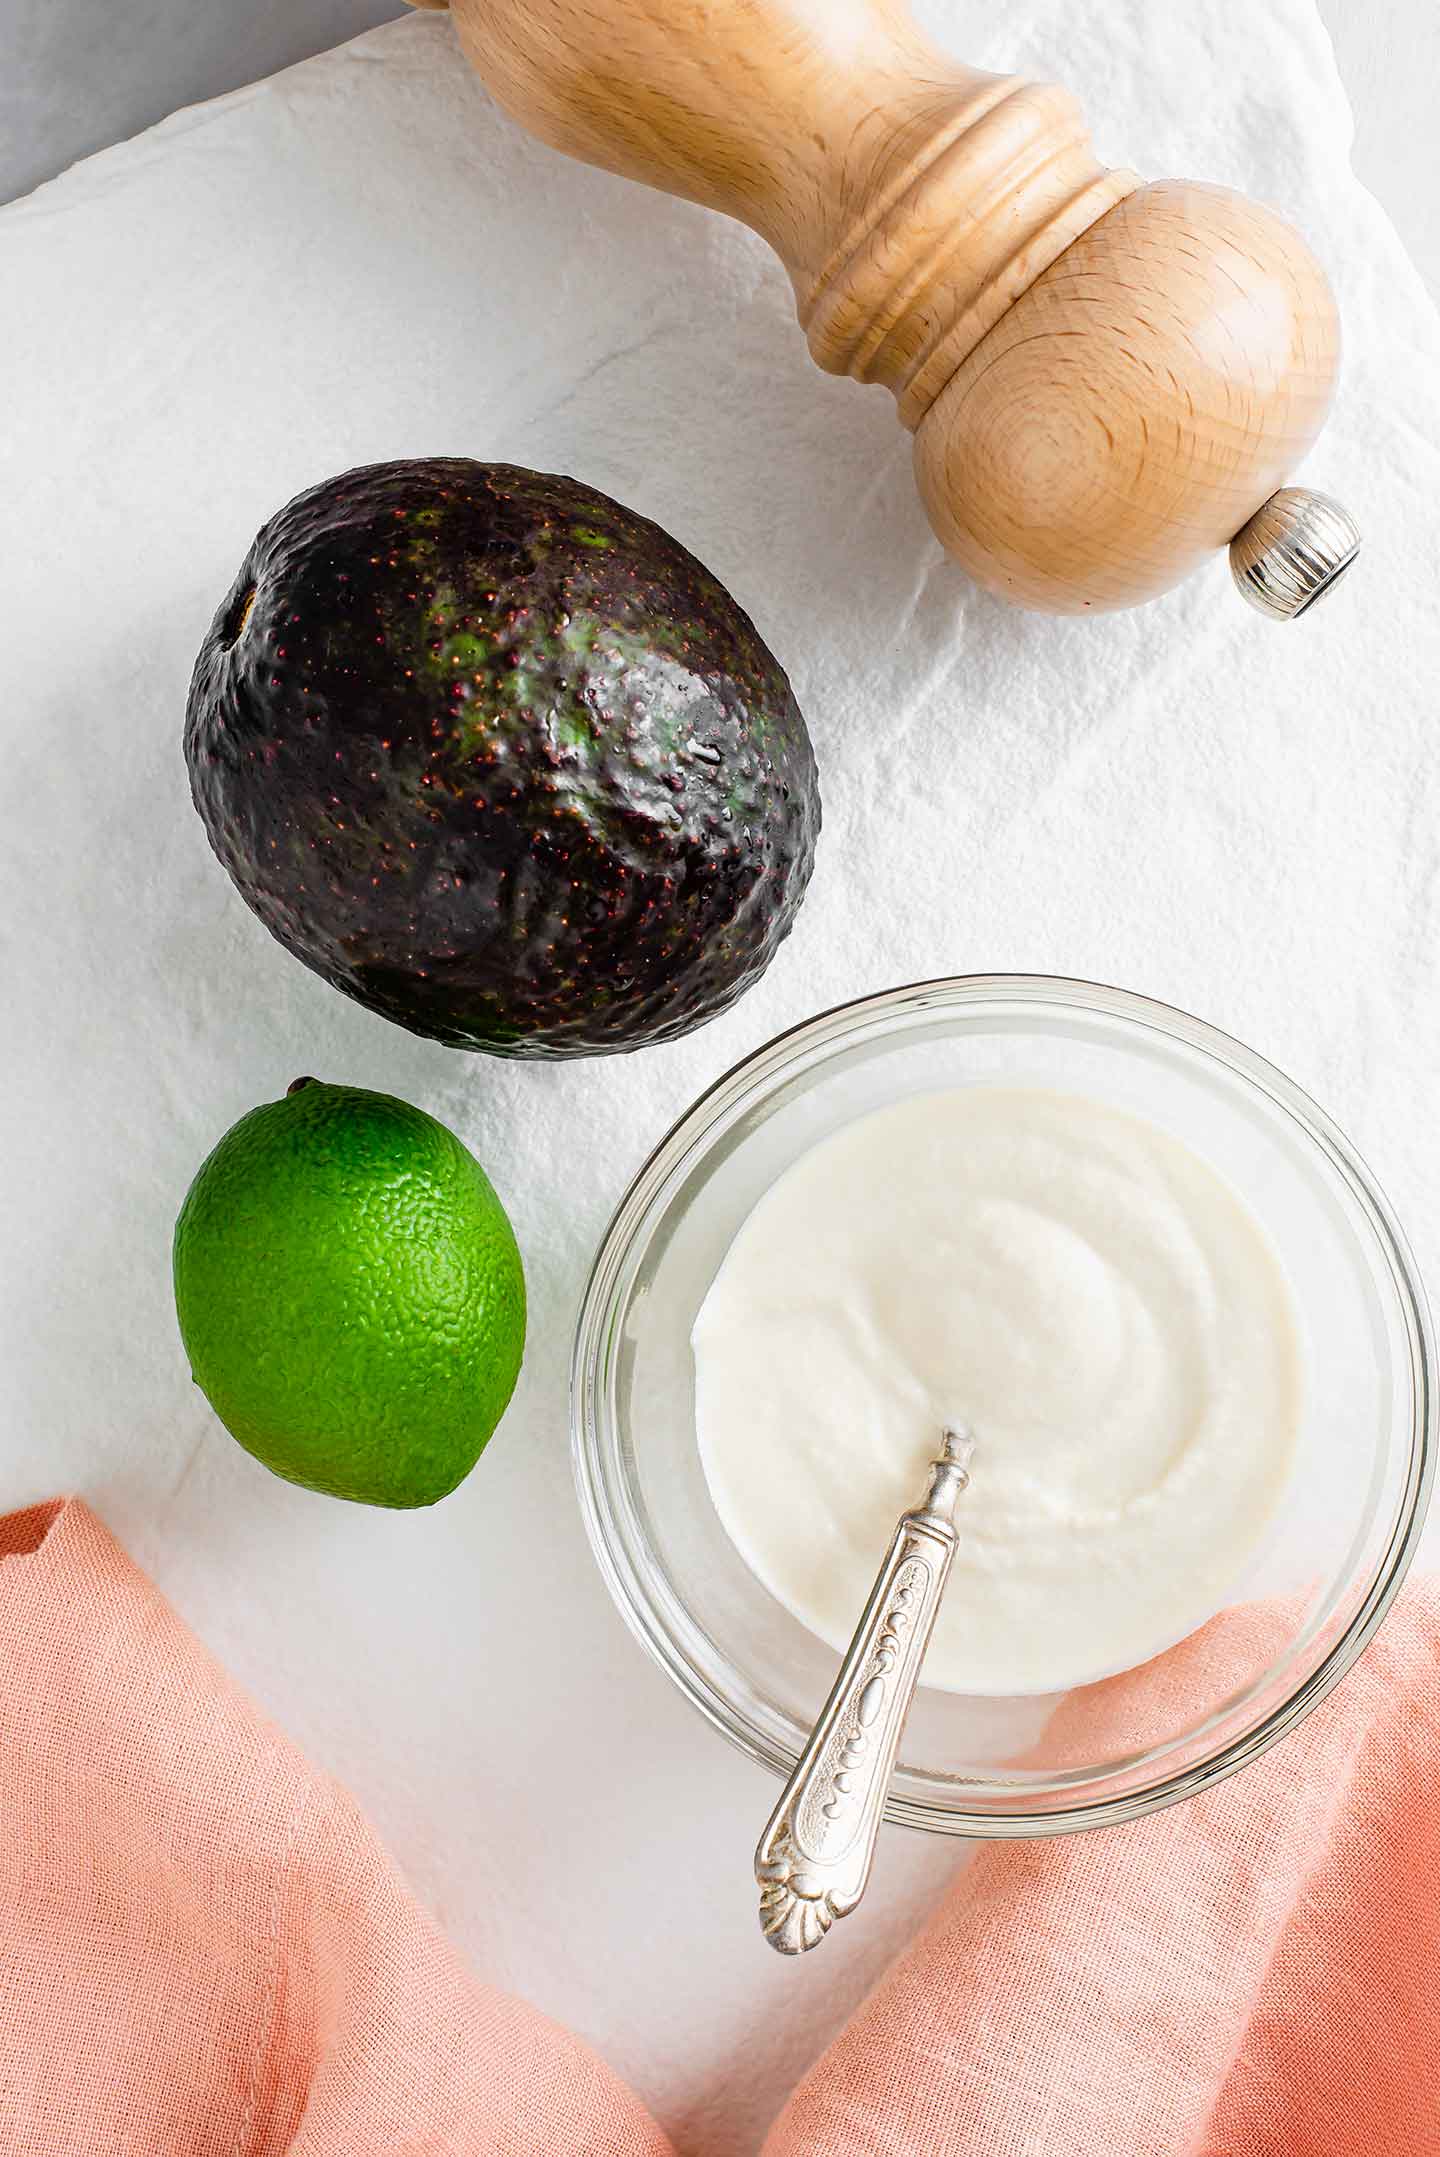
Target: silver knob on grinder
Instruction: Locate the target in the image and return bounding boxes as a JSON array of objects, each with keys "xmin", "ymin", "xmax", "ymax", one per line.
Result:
[{"xmin": 1230, "ymin": 487, "xmax": 1360, "ymax": 621}]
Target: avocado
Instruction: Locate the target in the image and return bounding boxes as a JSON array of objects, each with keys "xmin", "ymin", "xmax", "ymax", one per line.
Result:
[{"xmin": 185, "ymin": 459, "xmax": 819, "ymax": 1056}]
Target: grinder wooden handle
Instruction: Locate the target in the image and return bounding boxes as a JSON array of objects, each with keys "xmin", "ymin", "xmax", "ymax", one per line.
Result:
[{"xmin": 437, "ymin": 0, "xmax": 1356, "ymax": 619}]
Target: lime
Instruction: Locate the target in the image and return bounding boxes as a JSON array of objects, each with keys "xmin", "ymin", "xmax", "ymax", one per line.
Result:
[{"xmin": 173, "ymin": 1079, "xmax": 526, "ymax": 1507}]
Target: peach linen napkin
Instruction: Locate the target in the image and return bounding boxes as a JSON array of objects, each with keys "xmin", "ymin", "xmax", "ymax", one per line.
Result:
[
  {"xmin": 765, "ymin": 1595, "xmax": 1440, "ymax": 2157},
  {"xmin": 0, "ymin": 1498, "xmax": 671, "ymax": 2157},
  {"xmin": 3, "ymin": 1495, "xmax": 1436, "ymax": 2156}
]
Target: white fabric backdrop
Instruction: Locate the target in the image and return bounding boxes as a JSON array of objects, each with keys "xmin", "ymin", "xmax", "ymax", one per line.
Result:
[{"xmin": 2, "ymin": 4, "xmax": 1438, "ymax": 2148}]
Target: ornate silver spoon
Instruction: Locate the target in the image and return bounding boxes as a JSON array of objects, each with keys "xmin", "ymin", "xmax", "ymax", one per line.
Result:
[{"xmin": 755, "ymin": 1427, "xmax": 975, "ymax": 1955}]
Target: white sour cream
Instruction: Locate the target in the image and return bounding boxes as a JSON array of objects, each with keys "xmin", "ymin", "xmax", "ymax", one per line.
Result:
[{"xmin": 692, "ymin": 1088, "xmax": 1301, "ymax": 1695}]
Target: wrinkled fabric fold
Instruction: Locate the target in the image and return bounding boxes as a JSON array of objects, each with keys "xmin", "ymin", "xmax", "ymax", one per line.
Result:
[
  {"xmin": 0, "ymin": 1498, "xmax": 673, "ymax": 2157},
  {"xmin": 764, "ymin": 1587, "xmax": 1440, "ymax": 2157},
  {"xmin": 2, "ymin": 1495, "xmax": 1436, "ymax": 2154}
]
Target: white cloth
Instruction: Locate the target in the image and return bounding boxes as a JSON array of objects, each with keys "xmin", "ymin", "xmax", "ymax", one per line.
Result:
[{"xmin": 1, "ymin": 5, "xmax": 1437, "ymax": 2149}]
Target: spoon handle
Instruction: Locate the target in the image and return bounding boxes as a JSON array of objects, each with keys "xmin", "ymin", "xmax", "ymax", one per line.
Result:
[{"xmin": 755, "ymin": 1430, "xmax": 972, "ymax": 1955}]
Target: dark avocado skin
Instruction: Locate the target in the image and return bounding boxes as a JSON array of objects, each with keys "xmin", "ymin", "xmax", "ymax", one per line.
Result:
[{"xmin": 185, "ymin": 459, "xmax": 820, "ymax": 1056}]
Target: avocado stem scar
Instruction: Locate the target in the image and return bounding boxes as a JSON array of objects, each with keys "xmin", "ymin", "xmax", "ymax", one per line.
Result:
[{"xmin": 224, "ymin": 584, "xmax": 258, "ymax": 649}]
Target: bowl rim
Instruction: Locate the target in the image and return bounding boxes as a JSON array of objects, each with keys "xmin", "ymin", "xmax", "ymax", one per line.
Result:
[{"xmin": 571, "ymin": 973, "xmax": 1436, "ymax": 1836}]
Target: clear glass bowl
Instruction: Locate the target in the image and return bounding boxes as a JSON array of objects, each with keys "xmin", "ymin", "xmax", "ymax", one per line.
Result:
[{"xmin": 572, "ymin": 977, "xmax": 1435, "ymax": 1835}]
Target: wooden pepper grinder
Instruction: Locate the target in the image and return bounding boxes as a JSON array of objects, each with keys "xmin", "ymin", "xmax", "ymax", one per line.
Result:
[{"xmin": 425, "ymin": 0, "xmax": 1358, "ymax": 620}]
